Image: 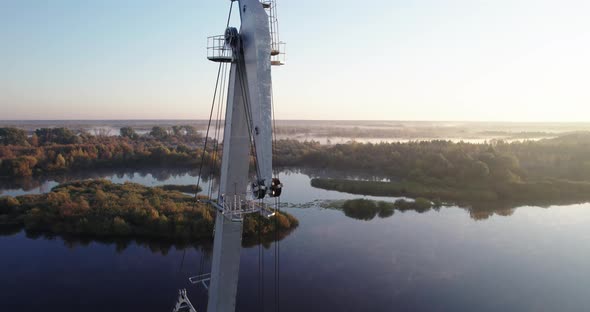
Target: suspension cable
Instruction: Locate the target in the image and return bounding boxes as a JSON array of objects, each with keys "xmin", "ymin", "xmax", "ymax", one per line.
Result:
[
  {"xmin": 258, "ymin": 213, "xmax": 264, "ymax": 312},
  {"xmin": 271, "ymin": 85, "xmax": 279, "ymax": 179},
  {"xmin": 209, "ymin": 62, "xmax": 229, "ymax": 199},
  {"xmin": 208, "ymin": 0, "xmax": 234, "ymax": 200},
  {"xmin": 226, "ymin": 1, "xmax": 234, "ymax": 28},
  {"xmin": 195, "ymin": 0, "xmax": 234, "ymax": 198},
  {"xmin": 274, "ymin": 197, "xmax": 279, "ymax": 312},
  {"xmin": 235, "ymin": 63, "xmax": 262, "ymax": 180},
  {"xmin": 195, "ymin": 62, "xmax": 223, "ymax": 199},
  {"xmin": 270, "ymin": 61, "xmax": 281, "ymax": 312},
  {"xmin": 197, "ymin": 246, "xmax": 204, "ymax": 278},
  {"xmin": 216, "ymin": 63, "xmax": 229, "ymax": 198},
  {"xmin": 177, "ymin": 249, "xmax": 187, "ymax": 277},
  {"xmin": 277, "ymin": 197, "xmax": 281, "ymax": 312}
]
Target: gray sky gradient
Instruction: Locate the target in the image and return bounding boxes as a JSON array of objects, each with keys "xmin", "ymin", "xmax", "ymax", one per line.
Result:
[{"xmin": 1, "ymin": 0, "xmax": 589, "ymax": 121}]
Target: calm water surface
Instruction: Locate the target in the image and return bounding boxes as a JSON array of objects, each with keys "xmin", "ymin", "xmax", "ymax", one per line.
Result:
[{"xmin": 1, "ymin": 170, "xmax": 589, "ymax": 311}]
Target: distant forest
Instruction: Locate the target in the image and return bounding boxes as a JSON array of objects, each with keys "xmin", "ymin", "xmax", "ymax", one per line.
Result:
[
  {"xmin": 0, "ymin": 126, "xmax": 212, "ymax": 178},
  {"xmin": 1, "ymin": 125, "xmax": 590, "ymax": 179},
  {"xmin": 2, "ymin": 126, "xmax": 590, "ymax": 207}
]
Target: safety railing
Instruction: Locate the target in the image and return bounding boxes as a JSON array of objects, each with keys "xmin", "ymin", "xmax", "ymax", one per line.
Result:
[
  {"xmin": 207, "ymin": 35, "xmax": 233, "ymax": 63},
  {"xmin": 263, "ymin": 0, "xmax": 286, "ymax": 66},
  {"xmin": 206, "ymin": 194, "xmax": 276, "ymax": 222},
  {"xmin": 271, "ymin": 41, "xmax": 286, "ymax": 66}
]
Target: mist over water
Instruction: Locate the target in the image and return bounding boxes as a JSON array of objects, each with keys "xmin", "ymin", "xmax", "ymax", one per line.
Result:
[{"xmin": 3, "ymin": 120, "xmax": 588, "ymax": 145}]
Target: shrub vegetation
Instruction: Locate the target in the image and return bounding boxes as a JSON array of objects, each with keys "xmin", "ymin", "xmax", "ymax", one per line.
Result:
[{"xmin": 0, "ymin": 180, "xmax": 298, "ymax": 243}]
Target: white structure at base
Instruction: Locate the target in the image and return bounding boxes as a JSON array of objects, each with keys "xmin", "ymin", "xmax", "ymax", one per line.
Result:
[{"xmin": 172, "ymin": 289, "xmax": 197, "ymax": 312}]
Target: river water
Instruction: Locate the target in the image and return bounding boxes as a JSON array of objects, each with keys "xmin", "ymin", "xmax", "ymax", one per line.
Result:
[{"xmin": 1, "ymin": 169, "xmax": 589, "ymax": 311}]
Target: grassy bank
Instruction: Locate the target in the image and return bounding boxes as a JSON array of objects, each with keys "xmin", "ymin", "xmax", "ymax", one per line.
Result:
[
  {"xmin": 156, "ymin": 184, "xmax": 202, "ymax": 194},
  {"xmin": 311, "ymin": 178, "xmax": 590, "ymax": 209}
]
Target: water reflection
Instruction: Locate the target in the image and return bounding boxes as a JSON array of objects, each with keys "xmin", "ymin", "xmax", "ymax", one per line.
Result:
[
  {"xmin": 0, "ymin": 168, "xmax": 298, "ymax": 251},
  {"xmin": 1, "ymin": 168, "xmax": 590, "ymax": 311},
  {"xmin": 1, "ymin": 227, "xmax": 296, "ymax": 255},
  {"xmin": 304, "ymin": 198, "xmax": 552, "ymax": 222},
  {"xmin": 1, "ymin": 167, "xmax": 581, "ymax": 223},
  {"xmin": 0, "ymin": 224, "xmax": 21, "ymax": 237},
  {"xmin": 0, "ymin": 167, "xmax": 218, "ymax": 197},
  {"xmin": 21, "ymin": 231, "xmax": 212, "ymax": 256},
  {"xmin": 282, "ymin": 167, "xmax": 393, "ymax": 183}
]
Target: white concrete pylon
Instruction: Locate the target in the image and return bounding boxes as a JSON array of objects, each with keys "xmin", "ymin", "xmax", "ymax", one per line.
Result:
[{"xmin": 206, "ymin": 1, "xmax": 275, "ymax": 312}]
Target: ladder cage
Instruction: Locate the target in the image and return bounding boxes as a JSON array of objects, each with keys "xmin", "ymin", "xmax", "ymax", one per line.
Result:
[
  {"xmin": 271, "ymin": 41, "xmax": 286, "ymax": 66},
  {"xmin": 263, "ymin": 0, "xmax": 286, "ymax": 65}
]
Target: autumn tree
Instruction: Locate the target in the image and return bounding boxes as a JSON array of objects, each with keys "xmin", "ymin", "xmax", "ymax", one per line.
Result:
[
  {"xmin": 35, "ymin": 128, "xmax": 79, "ymax": 145},
  {"xmin": 0, "ymin": 128, "xmax": 27, "ymax": 146},
  {"xmin": 172, "ymin": 126, "xmax": 183, "ymax": 136},
  {"xmin": 120, "ymin": 127, "xmax": 138, "ymax": 140},
  {"xmin": 183, "ymin": 125, "xmax": 199, "ymax": 137},
  {"xmin": 150, "ymin": 126, "xmax": 168, "ymax": 140},
  {"xmin": 29, "ymin": 133, "xmax": 39, "ymax": 146}
]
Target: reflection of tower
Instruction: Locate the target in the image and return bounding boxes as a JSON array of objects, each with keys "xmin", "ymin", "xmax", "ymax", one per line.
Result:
[
  {"xmin": 192, "ymin": 1, "xmax": 287, "ymax": 312},
  {"xmin": 172, "ymin": 290, "xmax": 198, "ymax": 312}
]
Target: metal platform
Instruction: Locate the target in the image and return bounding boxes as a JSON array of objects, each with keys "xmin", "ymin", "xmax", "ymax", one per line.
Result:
[
  {"xmin": 261, "ymin": 1, "xmax": 272, "ymax": 9},
  {"xmin": 271, "ymin": 42, "xmax": 286, "ymax": 65},
  {"xmin": 207, "ymin": 35, "xmax": 233, "ymax": 63},
  {"xmin": 189, "ymin": 273, "xmax": 212, "ymax": 290},
  {"xmin": 205, "ymin": 195, "xmax": 276, "ymax": 222},
  {"xmin": 207, "ymin": 1, "xmax": 286, "ymax": 66}
]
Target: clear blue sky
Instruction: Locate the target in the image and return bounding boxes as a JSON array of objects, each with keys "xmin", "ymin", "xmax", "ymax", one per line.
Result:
[{"xmin": 1, "ymin": 0, "xmax": 589, "ymax": 121}]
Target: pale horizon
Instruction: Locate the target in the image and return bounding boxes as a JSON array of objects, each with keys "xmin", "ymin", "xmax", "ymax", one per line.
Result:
[
  {"xmin": 1, "ymin": 0, "xmax": 589, "ymax": 122},
  {"xmin": 3, "ymin": 118, "xmax": 590, "ymax": 125}
]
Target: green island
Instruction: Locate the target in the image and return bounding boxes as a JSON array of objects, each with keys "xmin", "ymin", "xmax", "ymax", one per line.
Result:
[
  {"xmin": 311, "ymin": 177, "xmax": 590, "ymax": 209},
  {"xmin": 0, "ymin": 180, "xmax": 298, "ymax": 245},
  {"xmin": 293, "ymin": 133, "xmax": 590, "ymax": 209}
]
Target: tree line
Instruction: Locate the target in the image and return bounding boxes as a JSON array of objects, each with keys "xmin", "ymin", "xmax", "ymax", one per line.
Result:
[
  {"xmin": 0, "ymin": 126, "xmax": 217, "ymax": 178},
  {"xmin": 274, "ymin": 133, "xmax": 590, "ymax": 184},
  {"xmin": 3, "ymin": 126, "xmax": 590, "ymax": 188}
]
